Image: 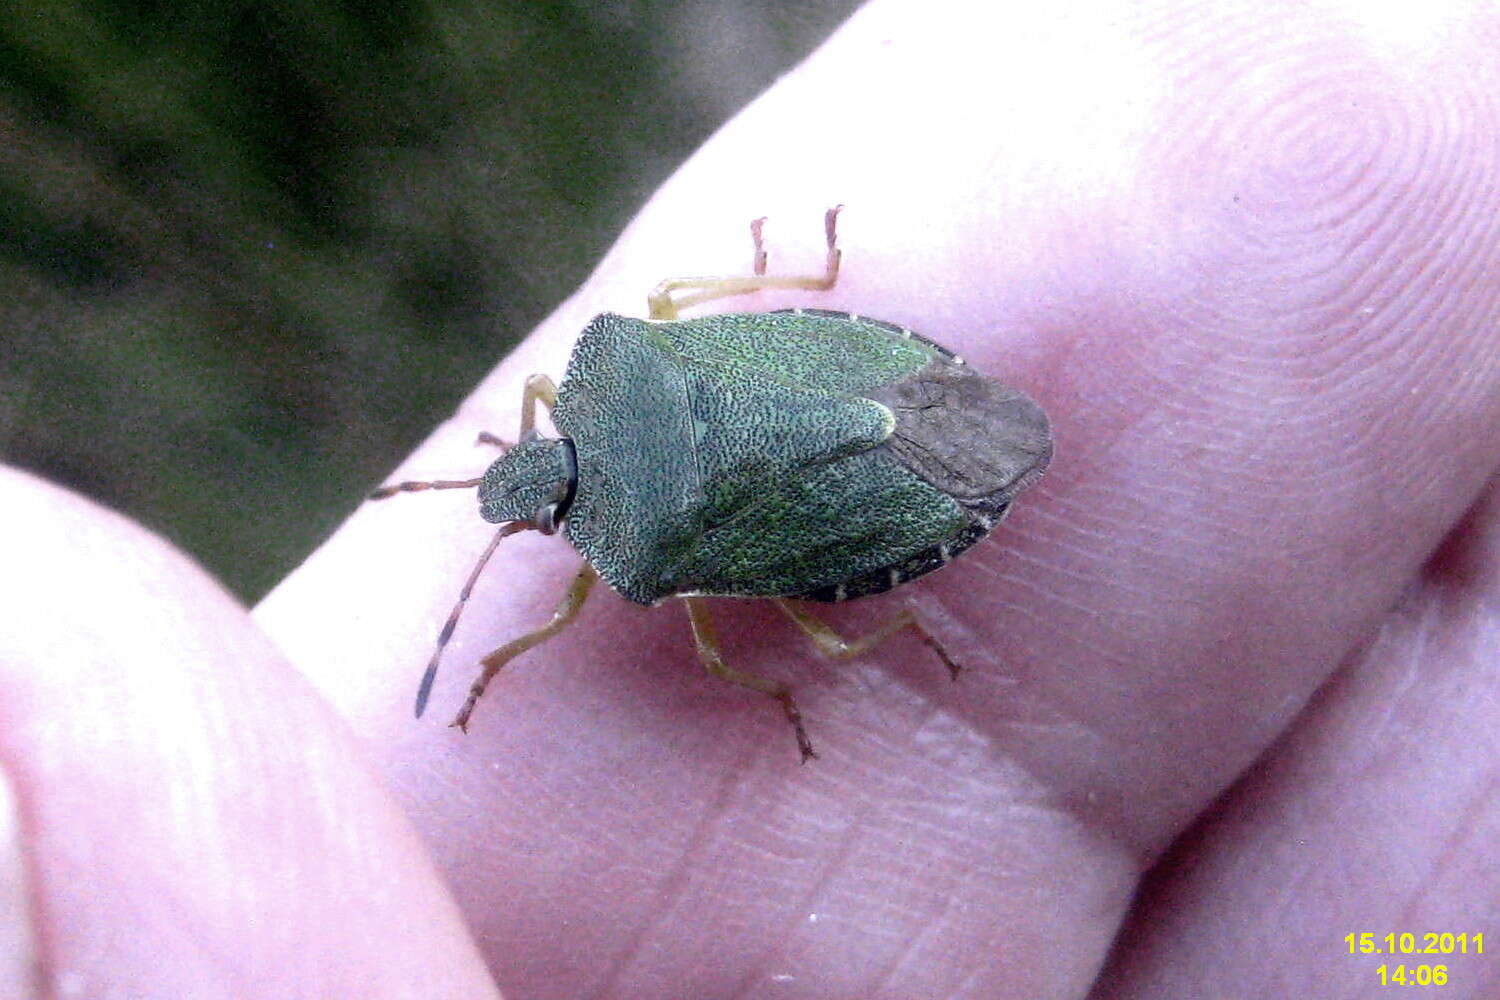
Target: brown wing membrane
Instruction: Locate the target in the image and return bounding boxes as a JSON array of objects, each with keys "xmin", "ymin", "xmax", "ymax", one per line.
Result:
[{"xmin": 869, "ymin": 356, "xmax": 1053, "ymax": 516}]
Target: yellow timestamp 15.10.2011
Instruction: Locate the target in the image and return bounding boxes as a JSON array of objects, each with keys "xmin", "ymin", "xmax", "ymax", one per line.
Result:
[{"xmin": 1346, "ymin": 932, "xmax": 1482, "ymax": 956}]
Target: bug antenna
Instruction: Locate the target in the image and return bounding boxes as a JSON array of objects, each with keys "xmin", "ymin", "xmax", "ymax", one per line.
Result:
[
  {"xmin": 414, "ymin": 521, "xmax": 530, "ymax": 718},
  {"xmin": 369, "ymin": 476, "xmax": 485, "ymax": 501}
]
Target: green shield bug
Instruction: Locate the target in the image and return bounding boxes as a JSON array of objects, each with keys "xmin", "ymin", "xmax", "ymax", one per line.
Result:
[{"xmin": 371, "ymin": 208, "xmax": 1052, "ymax": 761}]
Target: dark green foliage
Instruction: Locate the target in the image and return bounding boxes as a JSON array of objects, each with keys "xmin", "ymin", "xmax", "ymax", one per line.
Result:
[{"xmin": 0, "ymin": 0, "xmax": 861, "ymax": 598}]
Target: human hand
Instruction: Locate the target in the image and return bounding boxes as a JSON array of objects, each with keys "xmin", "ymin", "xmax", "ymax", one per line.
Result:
[{"xmin": 7, "ymin": 2, "xmax": 1499, "ymax": 998}]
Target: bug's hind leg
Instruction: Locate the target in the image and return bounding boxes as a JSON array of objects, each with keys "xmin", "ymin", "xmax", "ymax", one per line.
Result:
[
  {"xmin": 452, "ymin": 562, "xmax": 600, "ymax": 731},
  {"xmin": 773, "ymin": 599, "xmax": 962, "ymax": 681},
  {"xmin": 683, "ymin": 598, "xmax": 817, "ymax": 763},
  {"xmin": 647, "ymin": 206, "xmax": 843, "ymax": 320}
]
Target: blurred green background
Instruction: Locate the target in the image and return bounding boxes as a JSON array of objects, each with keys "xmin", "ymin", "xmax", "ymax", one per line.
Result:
[{"xmin": 0, "ymin": 0, "xmax": 860, "ymax": 601}]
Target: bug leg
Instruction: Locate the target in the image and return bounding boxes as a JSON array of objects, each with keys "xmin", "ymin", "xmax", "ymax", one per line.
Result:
[
  {"xmin": 451, "ymin": 562, "xmax": 599, "ymax": 732},
  {"xmin": 683, "ymin": 598, "xmax": 817, "ymax": 763},
  {"xmin": 371, "ymin": 374, "xmax": 558, "ymax": 500},
  {"xmin": 647, "ymin": 206, "xmax": 843, "ymax": 320},
  {"xmin": 519, "ymin": 374, "xmax": 559, "ymax": 437},
  {"xmin": 772, "ymin": 599, "xmax": 962, "ymax": 681},
  {"xmin": 368, "ymin": 440, "xmax": 504, "ymax": 498}
]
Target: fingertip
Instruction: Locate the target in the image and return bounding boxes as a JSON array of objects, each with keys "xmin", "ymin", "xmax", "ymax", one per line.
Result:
[{"xmin": 0, "ymin": 767, "xmax": 41, "ymax": 999}]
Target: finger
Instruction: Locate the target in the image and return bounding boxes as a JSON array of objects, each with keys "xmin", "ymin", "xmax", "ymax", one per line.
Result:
[
  {"xmin": 1095, "ymin": 476, "xmax": 1500, "ymax": 997},
  {"xmin": 258, "ymin": 2, "xmax": 1500, "ymax": 998},
  {"xmin": 0, "ymin": 467, "xmax": 499, "ymax": 999}
]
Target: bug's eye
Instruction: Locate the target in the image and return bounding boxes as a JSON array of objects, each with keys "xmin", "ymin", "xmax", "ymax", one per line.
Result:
[{"xmin": 535, "ymin": 501, "xmax": 562, "ymax": 535}]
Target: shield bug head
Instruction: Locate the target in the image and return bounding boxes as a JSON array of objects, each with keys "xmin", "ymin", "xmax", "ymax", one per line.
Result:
[
  {"xmin": 370, "ymin": 207, "xmax": 1052, "ymax": 761},
  {"xmin": 478, "ymin": 432, "xmax": 577, "ymax": 535}
]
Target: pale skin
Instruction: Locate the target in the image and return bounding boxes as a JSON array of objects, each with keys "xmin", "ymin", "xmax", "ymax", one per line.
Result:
[{"xmin": 4, "ymin": 3, "xmax": 1500, "ymax": 999}]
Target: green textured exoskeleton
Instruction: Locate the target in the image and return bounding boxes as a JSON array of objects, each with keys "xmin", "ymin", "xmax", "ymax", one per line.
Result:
[{"xmin": 371, "ymin": 208, "xmax": 1052, "ymax": 761}]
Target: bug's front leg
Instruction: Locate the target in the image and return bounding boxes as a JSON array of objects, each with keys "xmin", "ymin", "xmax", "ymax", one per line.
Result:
[
  {"xmin": 452, "ymin": 562, "xmax": 599, "ymax": 731},
  {"xmin": 772, "ymin": 599, "xmax": 962, "ymax": 681},
  {"xmin": 647, "ymin": 206, "xmax": 843, "ymax": 320},
  {"xmin": 682, "ymin": 598, "xmax": 817, "ymax": 763},
  {"xmin": 366, "ymin": 434, "xmax": 512, "ymax": 499},
  {"xmin": 471, "ymin": 374, "xmax": 557, "ymax": 449},
  {"xmin": 369, "ymin": 375, "xmax": 556, "ymax": 499},
  {"xmin": 518, "ymin": 373, "xmax": 559, "ymax": 437}
]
